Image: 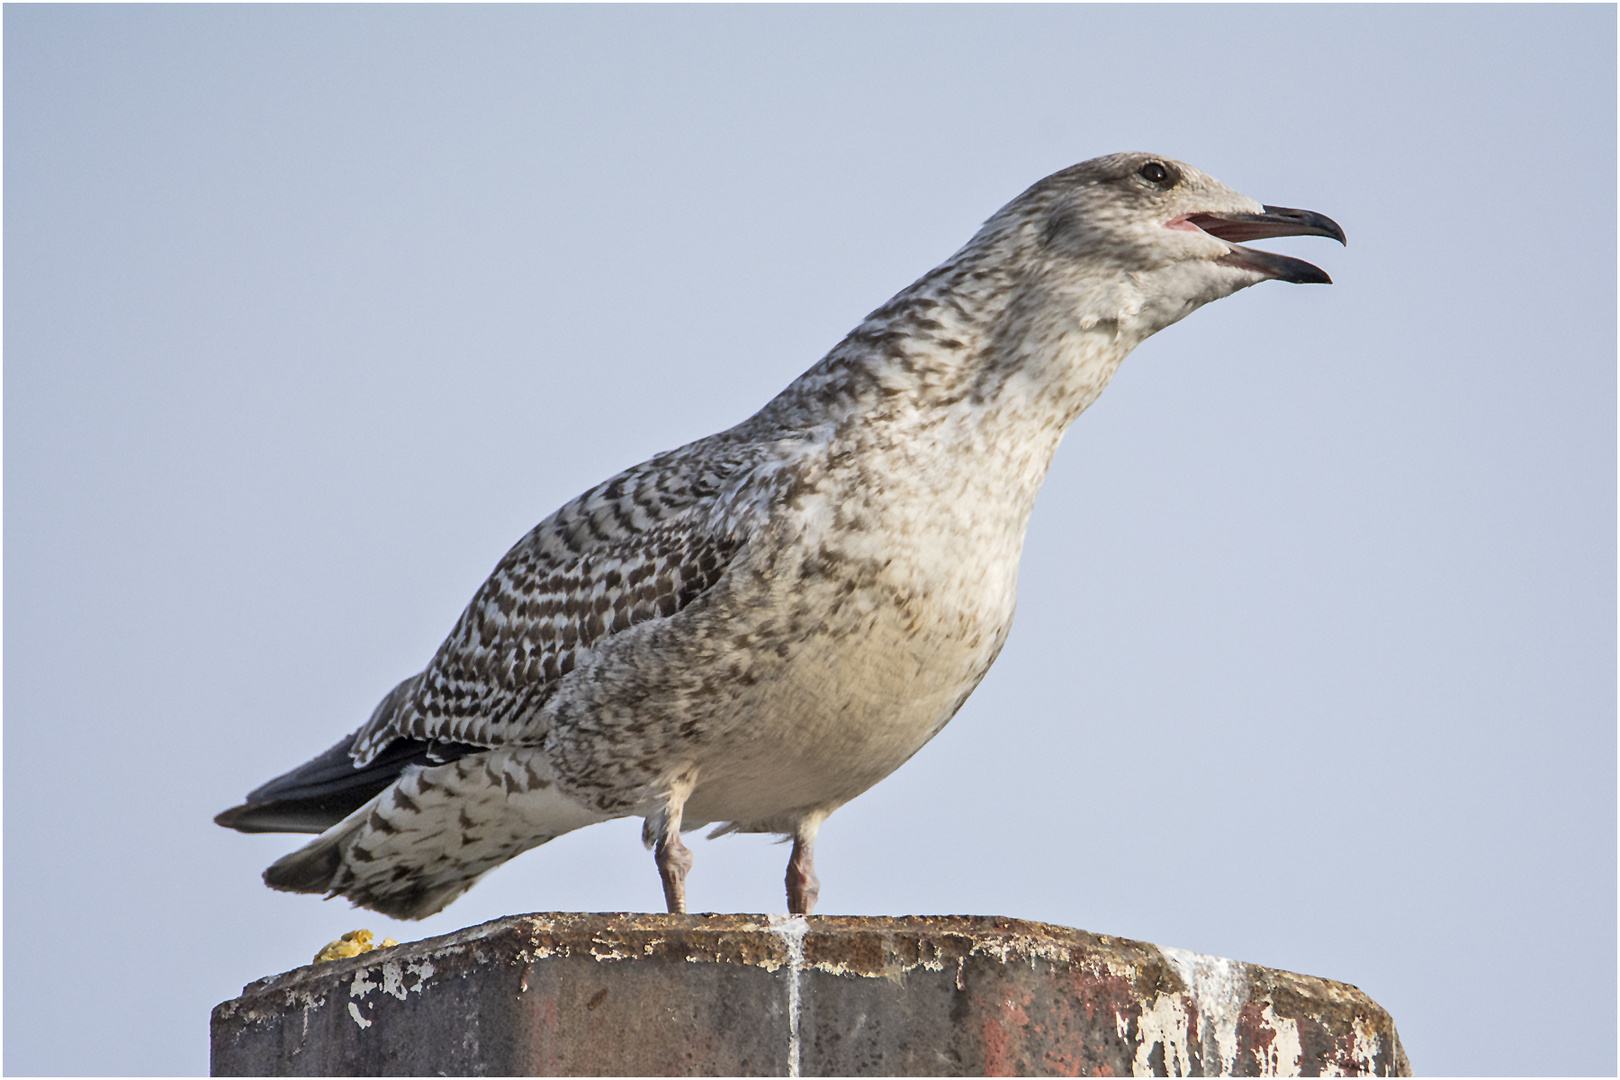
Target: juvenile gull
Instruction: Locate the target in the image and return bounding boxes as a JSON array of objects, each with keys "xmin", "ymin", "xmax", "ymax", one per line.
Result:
[{"xmin": 217, "ymin": 153, "xmax": 1343, "ymax": 919}]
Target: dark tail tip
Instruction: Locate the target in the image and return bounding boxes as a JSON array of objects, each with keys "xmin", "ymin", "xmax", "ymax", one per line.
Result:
[
  {"xmin": 214, "ymin": 804, "xmax": 249, "ymax": 830},
  {"xmin": 264, "ymin": 838, "xmax": 346, "ymax": 894}
]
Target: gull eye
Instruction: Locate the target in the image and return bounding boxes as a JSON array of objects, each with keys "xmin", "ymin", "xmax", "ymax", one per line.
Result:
[{"xmin": 1138, "ymin": 161, "xmax": 1172, "ymax": 185}]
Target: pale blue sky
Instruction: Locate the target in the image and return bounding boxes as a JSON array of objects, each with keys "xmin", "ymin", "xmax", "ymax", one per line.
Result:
[{"xmin": 6, "ymin": 5, "xmax": 1614, "ymax": 1074}]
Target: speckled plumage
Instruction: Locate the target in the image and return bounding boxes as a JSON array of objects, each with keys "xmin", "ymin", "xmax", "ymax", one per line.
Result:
[{"xmin": 218, "ymin": 154, "xmax": 1343, "ymax": 919}]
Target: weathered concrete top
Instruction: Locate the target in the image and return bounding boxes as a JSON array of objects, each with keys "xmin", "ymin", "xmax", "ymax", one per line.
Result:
[{"xmin": 212, "ymin": 913, "xmax": 1409, "ymax": 1077}]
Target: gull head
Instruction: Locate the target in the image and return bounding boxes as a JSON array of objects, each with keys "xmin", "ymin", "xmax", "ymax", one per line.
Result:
[{"xmin": 987, "ymin": 152, "xmax": 1345, "ymax": 340}]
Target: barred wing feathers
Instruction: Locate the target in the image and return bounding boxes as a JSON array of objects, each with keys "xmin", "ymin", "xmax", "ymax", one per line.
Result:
[{"xmin": 350, "ymin": 439, "xmax": 755, "ymax": 766}]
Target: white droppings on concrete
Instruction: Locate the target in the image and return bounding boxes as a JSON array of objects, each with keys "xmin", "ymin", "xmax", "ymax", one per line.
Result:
[
  {"xmin": 1130, "ymin": 992, "xmax": 1193, "ymax": 1077},
  {"xmin": 1255, "ymin": 1002, "xmax": 1303, "ymax": 1076},
  {"xmin": 1161, "ymin": 945, "xmax": 1249, "ymax": 1075},
  {"xmin": 343, "ymin": 955, "xmax": 436, "ymax": 1031},
  {"xmin": 768, "ymin": 914, "xmax": 809, "ymax": 1078},
  {"xmin": 378, "ymin": 957, "xmax": 436, "ymax": 1000},
  {"xmin": 381, "ymin": 963, "xmax": 408, "ymax": 1000},
  {"xmin": 588, "ymin": 940, "xmax": 636, "ymax": 962},
  {"xmin": 1349, "ymin": 1015, "xmax": 1384, "ymax": 1074},
  {"xmin": 349, "ymin": 969, "xmax": 379, "ymax": 1000},
  {"xmin": 281, "ymin": 985, "xmax": 328, "ymax": 1014}
]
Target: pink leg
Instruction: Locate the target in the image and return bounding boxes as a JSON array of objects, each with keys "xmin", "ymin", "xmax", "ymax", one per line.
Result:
[
  {"xmin": 786, "ymin": 828, "xmax": 821, "ymax": 915},
  {"xmin": 656, "ymin": 830, "xmax": 694, "ymax": 914},
  {"xmin": 647, "ymin": 770, "xmax": 699, "ymax": 914}
]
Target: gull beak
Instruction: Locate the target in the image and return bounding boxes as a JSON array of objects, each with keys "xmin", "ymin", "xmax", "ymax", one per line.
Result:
[{"xmin": 1184, "ymin": 205, "xmax": 1346, "ymax": 285}]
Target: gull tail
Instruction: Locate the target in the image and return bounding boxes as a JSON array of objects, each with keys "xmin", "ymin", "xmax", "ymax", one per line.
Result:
[{"xmin": 258, "ymin": 748, "xmax": 612, "ymax": 920}]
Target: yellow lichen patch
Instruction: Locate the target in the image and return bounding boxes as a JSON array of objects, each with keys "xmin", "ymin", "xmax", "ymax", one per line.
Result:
[{"xmin": 313, "ymin": 929, "xmax": 398, "ymax": 965}]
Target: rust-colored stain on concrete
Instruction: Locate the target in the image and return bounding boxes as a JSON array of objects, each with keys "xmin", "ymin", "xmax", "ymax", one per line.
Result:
[{"xmin": 211, "ymin": 913, "xmax": 1409, "ymax": 1077}]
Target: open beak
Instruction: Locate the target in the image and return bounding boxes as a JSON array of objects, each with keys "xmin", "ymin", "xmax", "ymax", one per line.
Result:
[{"xmin": 1184, "ymin": 205, "xmax": 1346, "ymax": 285}]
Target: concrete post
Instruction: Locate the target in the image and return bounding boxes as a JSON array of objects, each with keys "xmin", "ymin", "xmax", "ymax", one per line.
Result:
[{"xmin": 211, "ymin": 913, "xmax": 1409, "ymax": 1076}]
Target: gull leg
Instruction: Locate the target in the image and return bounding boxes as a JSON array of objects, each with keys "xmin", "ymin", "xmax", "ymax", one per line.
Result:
[
  {"xmin": 656, "ymin": 829, "xmax": 693, "ymax": 914},
  {"xmin": 785, "ymin": 817, "xmax": 824, "ymax": 915},
  {"xmin": 646, "ymin": 768, "xmax": 699, "ymax": 914}
]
